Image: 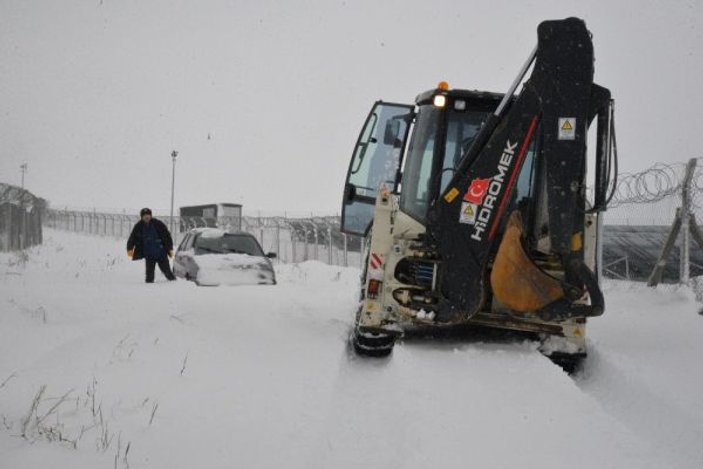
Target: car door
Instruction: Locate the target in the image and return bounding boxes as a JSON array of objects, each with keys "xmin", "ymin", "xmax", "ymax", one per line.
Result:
[
  {"xmin": 174, "ymin": 234, "xmax": 195, "ymax": 277},
  {"xmin": 341, "ymin": 101, "xmax": 414, "ymax": 236}
]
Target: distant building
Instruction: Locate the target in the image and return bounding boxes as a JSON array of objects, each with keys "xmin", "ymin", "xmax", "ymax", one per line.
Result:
[
  {"xmin": 179, "ymin": 203, "xmax": 242, "ymax": 232},
  {"xmin": 0, "ymin": 183, "xmax": 47, "ymax": 251}
]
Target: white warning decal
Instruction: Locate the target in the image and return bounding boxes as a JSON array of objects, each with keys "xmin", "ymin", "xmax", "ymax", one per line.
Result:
[
  {"xmin": 459, "ymin": 202, "xmax": 478, "ymax": 225},
  {"xmin": 558, "ymin": 117, "xmax": 576, "ymax": 140}
]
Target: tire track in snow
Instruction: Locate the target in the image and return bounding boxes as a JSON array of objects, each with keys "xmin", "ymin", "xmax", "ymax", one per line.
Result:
[
  {"xmin": 308, "ymin": 338, "xmax": 668, "ymax": 469},
  {"xmin": 576, "ymin": 346, "xmax": 703, "ymax": 468}
]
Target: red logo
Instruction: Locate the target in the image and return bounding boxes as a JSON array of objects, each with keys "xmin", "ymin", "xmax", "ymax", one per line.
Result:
[{"xmin": 463, "ymin": 178, "xmax": 490, "ymax": 204}]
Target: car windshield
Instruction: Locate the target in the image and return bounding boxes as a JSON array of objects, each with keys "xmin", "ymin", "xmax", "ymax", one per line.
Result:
[{"xmin": 194, "ymin": 234, "xmax": 264, "ymax": 256}]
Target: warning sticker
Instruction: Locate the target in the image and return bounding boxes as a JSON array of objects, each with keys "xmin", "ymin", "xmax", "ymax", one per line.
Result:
[
  {"xmin": 444, "ymin": 187, "xmax": 460, "ymax": 203},
  {"xmin": 558, "ymin": 117, "xmax": 576, "ymax": 140},
  {"xmin": 459, "ymin": 202, "xmax": 478, "ymax": 225}
]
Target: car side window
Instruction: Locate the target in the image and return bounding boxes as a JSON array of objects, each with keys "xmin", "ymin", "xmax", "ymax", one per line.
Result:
[
  {"xmin": 186, "ymin": 234, "xmax": 197, "ymax": 250},
  {"xmin": 177, "ymin": 234, "xmax": 190, "ymax": 251}
]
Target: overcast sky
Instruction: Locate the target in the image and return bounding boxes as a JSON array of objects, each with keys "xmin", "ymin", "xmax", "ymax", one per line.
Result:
[{"xmin": 1, "ymin": 0, "xmax": 701, "ymax": 215}]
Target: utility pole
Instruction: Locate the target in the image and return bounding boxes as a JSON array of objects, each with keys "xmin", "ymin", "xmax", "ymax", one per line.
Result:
[{"xmin": 170, "ymin": 150, "xmax": 178, "ymax": 235}]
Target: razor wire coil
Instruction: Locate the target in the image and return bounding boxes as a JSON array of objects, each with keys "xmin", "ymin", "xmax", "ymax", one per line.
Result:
[{"xmin": 609, "ymin": 158, "xmax": 703, "ymax": 207}]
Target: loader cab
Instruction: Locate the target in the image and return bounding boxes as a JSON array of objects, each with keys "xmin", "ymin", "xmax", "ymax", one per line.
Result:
[{"xmin": 341, "ymin": 87, "xmax": 507, "ymax": 235}]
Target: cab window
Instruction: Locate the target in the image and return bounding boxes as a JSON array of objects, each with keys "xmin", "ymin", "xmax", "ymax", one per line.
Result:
[
  {"xmin": 399, "ymin": 105, "xmax": 439, "ymax": 223},
  {"xmin": 439, "ymin": 109, "xmax": 487, "ymax": 193}
]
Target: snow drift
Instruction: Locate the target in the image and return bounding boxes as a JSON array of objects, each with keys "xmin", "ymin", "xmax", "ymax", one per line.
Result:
[{"xmin": 0, "ymin": 230, "xmax": 701, "ymax": 468}]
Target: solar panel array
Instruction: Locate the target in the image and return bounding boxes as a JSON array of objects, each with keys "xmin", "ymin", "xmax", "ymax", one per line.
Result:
[{"xmin": 602, "ymin": 225, "xmax": 703, "ymax": 283}]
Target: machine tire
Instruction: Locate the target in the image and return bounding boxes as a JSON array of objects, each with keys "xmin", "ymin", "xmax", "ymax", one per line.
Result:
[
  {"xmin": 351, "ymin": 328, "xmax": 395, "ymax": 357},
  {"xmin": 547, "ymin": 352, "xmax": 586, "ymax": 374},
  {"xmin": 350, "ymin": 305, "xmax": 395, "ymax": 358}
]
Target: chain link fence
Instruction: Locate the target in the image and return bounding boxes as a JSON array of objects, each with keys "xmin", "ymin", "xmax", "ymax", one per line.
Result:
[
  {"xmin": 0, "ymin": 183, "xmax": 47, "ymax": 252},
  {"xmin": 601, "ymin": 158, "xmax": 703, "ymax": 283},
  {"xmin": 41, "ymin": 158, "xmax": 703, "ymax": 282},
  {"xmin": 44, "ymin": 210, "xmax": 365, "ymax": 268}
]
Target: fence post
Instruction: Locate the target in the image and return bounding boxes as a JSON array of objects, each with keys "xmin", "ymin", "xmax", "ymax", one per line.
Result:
[
  {"xmin": 291, "ymin": 226, "xmax": 297, "ymax": 263},
  {"xmin": 360, "ymin": 237, "xmax": 366, "ymax": 270},
  {"xmin": 275, "ymin": 221, "xmax": 281, "ymax": 262},
  {"xmin": 680, "ymin": 158, "xmax": 696, "ymax": 285},
  {"xmin": 18, "ymin": 190, "xmax": 25, "ymax": 250},
  {"xmin": 327, "ymin": 226, "xmax": 333, "ymax": 265},
  {"xmin": 313, "ymin": 224, "xmax": 319, "ymax": 261},
  {"xmin": 343, "ymin": 233, "xmax": 348, "ymax": 267},
  {"xmin": 3, "ymin": 205, "xmax": 10, "ymax": 251},
  {"xmin": 648, "ymin": 209, "xmax": 682, "ymax": 287}
]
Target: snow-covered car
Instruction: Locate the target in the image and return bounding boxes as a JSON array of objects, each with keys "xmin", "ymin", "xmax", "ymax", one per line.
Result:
[{"xmin": 173, "ymin": 228, "xmax": 276, "ymax": 286}]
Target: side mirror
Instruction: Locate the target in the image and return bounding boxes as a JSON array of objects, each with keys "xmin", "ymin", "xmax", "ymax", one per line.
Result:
[{"xmin": 266, "ymin": 252, "xmax": 277, "ymax": 259}]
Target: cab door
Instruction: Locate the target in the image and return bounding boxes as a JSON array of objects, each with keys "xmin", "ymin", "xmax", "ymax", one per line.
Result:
[{"xmin": 341, "ymin": 101, "xmax": 414, "ymax": 236}]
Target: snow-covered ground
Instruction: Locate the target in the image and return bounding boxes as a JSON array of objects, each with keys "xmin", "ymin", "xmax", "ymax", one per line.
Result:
[{"xmin": 1, "ymin": 229, "xmax": 701, "ymax": 468}]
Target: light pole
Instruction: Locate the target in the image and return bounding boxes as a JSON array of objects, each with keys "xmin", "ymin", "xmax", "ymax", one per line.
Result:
[
  {"xmin": 170, "ymin": 151, "xmax": 178, "ymax": 235},
  {"xmin": 20, "ymin": 163, "xmax": 27, "ymax": 189}
]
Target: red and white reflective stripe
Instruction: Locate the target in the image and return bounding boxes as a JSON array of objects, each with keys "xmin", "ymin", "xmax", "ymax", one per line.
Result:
[{"xmin": 369, "ymin": 253, "xmax": 384, "ymax": 270}]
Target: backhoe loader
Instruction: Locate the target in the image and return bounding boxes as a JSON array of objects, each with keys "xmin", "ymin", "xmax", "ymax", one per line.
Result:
[{"xmin": 340, "ymin": 18, "xmax": 616, "ymax": 371}]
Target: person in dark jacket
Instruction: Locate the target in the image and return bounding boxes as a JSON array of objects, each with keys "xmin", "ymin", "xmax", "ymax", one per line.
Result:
[{"xmin": 127, "ymin": 208, "xmax": 176, "ymax": 283}]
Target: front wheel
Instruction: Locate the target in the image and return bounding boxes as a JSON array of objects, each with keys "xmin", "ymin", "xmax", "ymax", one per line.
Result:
[
  {"xmin": 350, "ymin": 308, "xmax": 395, "ymax": 357},
  {"xmin": 351, "ymin": 327, "xmax": 395, "ymax": 357}
]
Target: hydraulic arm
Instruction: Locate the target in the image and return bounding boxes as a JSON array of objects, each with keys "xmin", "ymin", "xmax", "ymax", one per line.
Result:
[{"xmin": 428, "ymin": 18, "xmax": 613, "ymax": 322}]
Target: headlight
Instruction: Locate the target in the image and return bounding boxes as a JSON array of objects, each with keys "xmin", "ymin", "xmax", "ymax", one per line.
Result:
[{"xmin": 433, "ymin": 95, "xmax": 446, "ymax": 108}]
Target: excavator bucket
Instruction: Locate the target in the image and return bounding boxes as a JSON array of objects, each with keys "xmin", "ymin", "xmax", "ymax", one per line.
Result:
[{"xmin": 490, "ymin": 211, "xmax": 564, "ymax": 313}]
